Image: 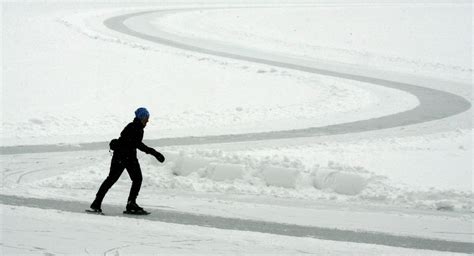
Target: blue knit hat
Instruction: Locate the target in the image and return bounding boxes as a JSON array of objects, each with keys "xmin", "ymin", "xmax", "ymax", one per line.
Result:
[{"xmin": 135, "ymin": 107, "xmax": 150, "ymax": 120}]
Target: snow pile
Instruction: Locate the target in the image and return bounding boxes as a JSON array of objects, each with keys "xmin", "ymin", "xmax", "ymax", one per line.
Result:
[
  {"xmin": 207, "ymin": 163, "xmax": 245, "ymax": 181},
  {"xmin": 313, "ymin": 168, "xmax": 367, "ymax": 196},
  {"xmin": 434, "ymin": 201, "xmax": 455, "ymax": 211},
  {"xmin": 7, "ymin": 138, "xmax": 470, "ymax": 213},
  {"xmin": 161, "ymin": 151, "xmax": 368, "ymax": 195},
  {"xmin": 172, "ymin": 155, "xmax": 212, "ymax": 176},
  {"xmin": 261, "ymin": 165, "xmax": 300, "ymax": 189},
  {"xmin": 133, "ymin": 145, "xmax": 472, "ymax": 212}
]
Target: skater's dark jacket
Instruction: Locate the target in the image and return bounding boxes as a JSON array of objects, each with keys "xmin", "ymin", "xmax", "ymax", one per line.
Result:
[{"xmin": 115, "ymin": 118, "xmax": 154, "ymax": 159}]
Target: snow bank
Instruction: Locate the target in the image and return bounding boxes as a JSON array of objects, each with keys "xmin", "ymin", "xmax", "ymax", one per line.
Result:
[
  {"xmin": 8, "ymin": 138, "xmax": 471, "ymax": 212},
  {"xmin": 165, "ymin": 152, "xmax": 368, "ymax": 195},
  {"xmin": 135, "ymin": 145, "xmax": 472, "ymax": 212}
]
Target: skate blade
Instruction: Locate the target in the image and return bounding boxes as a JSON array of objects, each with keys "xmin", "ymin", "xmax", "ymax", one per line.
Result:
[
  {"xmin": 85, "ymin": 209, "xmax": 104, "ymax": 215},
  {"xmin": 123, "ymin": 210, "xmax": 150, "ymax": 215}
]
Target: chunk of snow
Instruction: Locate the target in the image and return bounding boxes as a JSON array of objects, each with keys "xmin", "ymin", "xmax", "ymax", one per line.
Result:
[
  {"xmin": 261, "ymin": 165, "xmax": 300, "ymax": 188},
  {"xmin": 206, "ymin": 163, "xmax": 245, "ymax": 181},
  {"xmin": 313, "ymin": 169, "xmax": 367, "ymax": 195},
  {"xmin": 172, "ymin": 155, "xmax": 212, "ymax": 176},
  {"xmin": 435, "ymin": 201, "xmax": 455, "ymax": 211}
]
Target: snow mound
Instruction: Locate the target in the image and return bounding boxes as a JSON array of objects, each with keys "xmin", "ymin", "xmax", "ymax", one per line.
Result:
[
  {"xmin": 206, "ymin": 163, "xmax": 245, "ymax": 181},
  {"xmin": 313, "ymin": 168, "xmax": 367, "ymax": 196},
  {"xmin": 172, "ymin": 155, "xmax": 212, "ymax": 176},
  {"xmin": 166, "ymin": 153, "xmax": 368, "ymax": 195},
  {"xmin": 261, "ymin": 165, "xmax": 300, "ymax": 189},
  {"xmin": 22, "ymin": 149, "xmax": 471, "ymax": 212},
  {"xmin": 434, "ymin": 200, "xmax": 455, "ymax": 211}
]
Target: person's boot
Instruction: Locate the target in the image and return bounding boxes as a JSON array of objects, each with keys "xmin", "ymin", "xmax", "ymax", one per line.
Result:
[
  {"xmin": 88, "ymin": 198, "xmax": 103, "ymax": 214},
  {"xmin": 124, "ymin": 200, "xmax": 149, "ymax": 215}
]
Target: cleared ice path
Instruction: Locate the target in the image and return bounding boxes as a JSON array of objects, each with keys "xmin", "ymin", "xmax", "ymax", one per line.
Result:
[
  {"xmin": 0, "ymin": 7, "xmax": 471, "ymax": 155},
  {"xmin": 0, "ymin": 194, "xmax": 472, "ymax": 254}
]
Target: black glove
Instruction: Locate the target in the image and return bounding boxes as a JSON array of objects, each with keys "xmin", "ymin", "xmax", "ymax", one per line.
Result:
[{"xmin": 150, "ymin": 149, "xmax": 165, "ymax": 163}]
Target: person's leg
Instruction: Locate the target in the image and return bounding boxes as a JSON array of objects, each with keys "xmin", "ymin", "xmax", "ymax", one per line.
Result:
[
  {"xmin": 91, "ymin": 157, "xmax": 125, "ymax": 209},
  {"xmin": 125, "ymin": 159, "xmax": 143, "ymax": 209}
]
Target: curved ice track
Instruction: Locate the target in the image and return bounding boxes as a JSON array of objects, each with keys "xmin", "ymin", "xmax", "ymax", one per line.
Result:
[{"xmin": 0, "ymin": 7, "xmax": 471, "ymax": 155}]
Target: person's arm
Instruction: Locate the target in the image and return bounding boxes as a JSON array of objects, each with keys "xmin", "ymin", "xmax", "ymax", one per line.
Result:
[
  {"xmin": 139, "ymin": 142, "xmax": 165, "ymax": 162},
  {"xmin": 137, "ymin": 142, "xmax": 153, "ymax": 154}
]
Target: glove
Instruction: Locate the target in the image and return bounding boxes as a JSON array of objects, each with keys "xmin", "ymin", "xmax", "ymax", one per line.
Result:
[{"xmin": 151, "ymin": 149, "xmax": 165, "ymax": 163}]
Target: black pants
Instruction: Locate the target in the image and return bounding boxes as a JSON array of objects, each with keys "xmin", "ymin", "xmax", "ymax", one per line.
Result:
[{"xmin": 94, "ymin": 155, "xmax": 143, "ymax": 205}]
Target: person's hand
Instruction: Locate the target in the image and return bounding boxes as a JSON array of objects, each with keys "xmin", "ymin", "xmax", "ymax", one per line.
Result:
[{"xmin": 151, "ymin": 150, "xmax": 165, "ymax": 163}]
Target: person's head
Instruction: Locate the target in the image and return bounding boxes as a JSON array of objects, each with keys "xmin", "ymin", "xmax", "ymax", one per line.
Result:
[{"xmin": 135, "ymin": 107, "xmax": 150, "ymax": 127}]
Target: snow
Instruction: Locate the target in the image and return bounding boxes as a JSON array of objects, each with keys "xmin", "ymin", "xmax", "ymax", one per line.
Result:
[
  {"xmin": 154, "ymin": 3, "xmax": 472, "ymax": 83},
  {"xmin": 172, "ymin": 154, "xmax": 213, "ymax": 177},
  {"xmin": 2, "ymin": 205, "xmax": 466, "ymax": 256},
  {"xmin": 206, "ymin": 162, "xmax": 245, "ymax": 181},
  {"xmin": 261, "ymin": 165, "xmax": 300, "ymax": 188},
  {"xmin": 1, "ymin": 1, "xmax": 472, "ymax": 255},
  {"xmin": 313, "ymin": 168, "xmax": 367, "ymax": 196},
  {"xmin": 2, "ymin": 2, "xmax": 422, "ymax": 146}
]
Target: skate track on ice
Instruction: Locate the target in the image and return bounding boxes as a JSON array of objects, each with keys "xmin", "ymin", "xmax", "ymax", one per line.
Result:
[
  {"xmin": 0, "ymin": 7, "xmax": 471, "ymax": 155},
  {"xmin": 0, "ymin": 194, "xmax": 472, "ymax": 254}
]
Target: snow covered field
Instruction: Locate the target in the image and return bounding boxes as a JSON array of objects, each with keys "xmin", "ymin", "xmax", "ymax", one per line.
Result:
[{"xmin": 1, "ymin": 0, "xmax": 472, "ymax": 255}]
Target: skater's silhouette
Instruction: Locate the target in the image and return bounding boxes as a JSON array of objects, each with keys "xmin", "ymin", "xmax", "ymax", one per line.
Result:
[{"xmin": 89, "ymin": 107, "xmax": 164, "ymax": 214}]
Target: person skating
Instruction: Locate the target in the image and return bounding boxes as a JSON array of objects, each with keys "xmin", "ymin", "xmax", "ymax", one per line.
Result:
[{"xmin": 89, "ymin": 107, "xmax": 165, "ymax": 215}]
